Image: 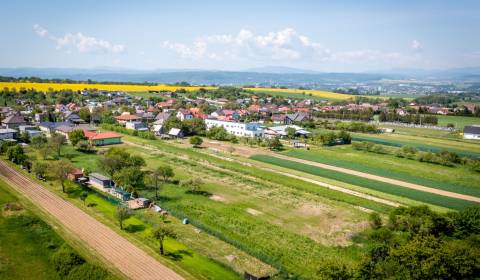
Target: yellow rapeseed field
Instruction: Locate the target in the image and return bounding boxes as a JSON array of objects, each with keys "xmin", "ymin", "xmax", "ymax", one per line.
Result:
[
  {"xmin": 0, "ymin": 82, "xmax": 214, "ymax": 92},
  {"xmin": 244, "ymin": 87, "xmax": 353, "ymax": 100}
]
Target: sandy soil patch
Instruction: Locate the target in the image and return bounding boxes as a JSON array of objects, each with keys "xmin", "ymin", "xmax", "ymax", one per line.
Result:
[{"xmin": 246, "ymin": 208, "xmax": 263, "ymax": 216}]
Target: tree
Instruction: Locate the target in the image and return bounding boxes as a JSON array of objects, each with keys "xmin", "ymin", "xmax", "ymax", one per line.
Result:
[
  {"xmin": 157, "ymin": 165, "xmax": 174, "ymax": 183},
  {"xmin": 189, "ymin": 136, "xmax": 203, "ymax": 148},
  {"xmin": 98, "ymin": 148, "xmax": 145, "ymax": 177},
  {"xmin": 50, "ymin": 160, "xmax": 75, "ymax": 193},
  {"xmin": 19, "ymin": 131, "xmax": 31, "ymax": 143},
  {"xmin": 80, "ymin": 191, "xmax": 88, "ymax": 205},
  {"xmin": 49, "ymin": 133, "xmax": 66, "ymax": 158},
  {"xmin": 115, "ymin": 205, "xmax": 132, "ymax": 230},
  {"xmin": 152, "ymin": 224, "xmax": 176, "ymax": 255},
  {"xmin": 149, "ymin": 167, "xmax": 164, "ymax": 200},
  {"xmin": 267, "ymin": 137, "xmax": 283, "ymax": 151},
  {"xmin": 31, "ymin": 135, "xmax": 48, "ymax": 149},
  {"xmin": 78, "ymin": 108, "xmax": 91, "ymax": 123},
  {"xmin": 76, "ymin": 140, "xmax": 95, "ymax": 153},
  {"xmin": 68, "ymin": 129, "xmax": 86, "ymax": 146},
  {"xmin": 285, "ymin": 127, "xmax": 297, "ymax": 139},
  {"xmin": 369, "ymin": 212, "xmax": 383, "ymax": 229},
  {"xmin": 6, "ymin": 145, "xmax": 27, "ymax": 165},
  {"xmin": 32, "ymin": 160, "xmax": 48, "ymax": 179},
  {"xmin": 113, "ymin": 166, "xmax": 145, "ymax": 193}
]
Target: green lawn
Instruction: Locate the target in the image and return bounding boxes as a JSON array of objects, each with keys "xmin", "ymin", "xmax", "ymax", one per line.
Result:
[
  {"xmin": 250, "ymin": 154, "xmax": 478, "ymax": 211},
  {"xmin": 0, "ymin": 182, "xmax": 62, "ymax": 280},
  {"xmin": 437, "ymin": 115, "xmax": 480, "ymax": 129},
  {"xmin": 283, "ymin": 146, "xmax": 480, "ymax": 196}
]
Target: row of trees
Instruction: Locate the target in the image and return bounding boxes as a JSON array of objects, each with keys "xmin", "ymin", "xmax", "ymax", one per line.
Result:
[
  {"xmin": 314, "ymin": 109, "xmax": 374, "ymax": 121},
  {"xmin": 379, "ymin": 111, "xmax": 438, "ymax": 125},
  {"xmin": 310, "ymin": 131, "xmax": 352, "ymax": 146},
  {"xmin": 352, "ymin": 142, "xmax": 480, "ymax": 171}
]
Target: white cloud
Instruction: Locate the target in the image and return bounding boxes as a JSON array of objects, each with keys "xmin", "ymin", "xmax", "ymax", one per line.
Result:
[
  {"xmin": 33, "ymin": 24, "xmax": 125, "ymax": 54},
  {"xmin": 33, "ymin": 24, "xmax": 48, "ymax": 37},
  {"xmin": 161, "ymin": 28, "xmax": 409, "ymax": 67},
  {"xmin": 411, "ymin": 40, "xmax": 423, "ymax": 51}
]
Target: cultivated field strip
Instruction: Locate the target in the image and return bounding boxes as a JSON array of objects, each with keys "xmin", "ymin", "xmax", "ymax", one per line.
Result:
[
  {"xmin": 272, "ymin": 154, "xmax": 480, "ymax": 203},
  {"xmin": 0, "ymin": 160, "xmax": 184, "ymax": 280}
]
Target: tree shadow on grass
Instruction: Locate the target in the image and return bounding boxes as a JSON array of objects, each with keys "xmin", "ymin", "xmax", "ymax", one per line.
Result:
[
  {"xmin": 165, "ymin": 249, "xmax": 193, "ymax": 261},
  {"xmin": 185, "ymin": 190, "xmax": 212, "ymax": 197},
  {"xmin": 124, "ymin": 224, "xmax": 146, "ymax": 233}
]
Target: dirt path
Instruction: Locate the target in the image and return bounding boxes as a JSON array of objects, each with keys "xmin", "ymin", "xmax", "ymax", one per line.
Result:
[
  {"xmin": 0, "ymin": 160, "xmax": 184, "ymax": 280},
  {"xmin": 260, "ymin": 167, "xmax": 401, "ymax": 207}
]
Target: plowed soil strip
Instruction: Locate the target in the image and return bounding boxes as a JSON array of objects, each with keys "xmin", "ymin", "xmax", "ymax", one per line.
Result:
[{"xmin": 0, "ymin": 160, "xmax": 184, "ymax": 280}]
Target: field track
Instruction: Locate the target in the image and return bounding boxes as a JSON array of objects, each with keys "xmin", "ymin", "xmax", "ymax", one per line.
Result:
[
  {"xmin": 0, "ymin": 160, "xmax": 184, "ymax": 280},
  {"xmin": 271, "ymin": 154, "xmax": 480, "ymax": 203}
]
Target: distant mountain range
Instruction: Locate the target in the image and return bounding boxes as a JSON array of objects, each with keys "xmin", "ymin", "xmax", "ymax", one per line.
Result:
[{"xmin": 0, "ymin": 66, "xmax": 479, "ymax": 87}]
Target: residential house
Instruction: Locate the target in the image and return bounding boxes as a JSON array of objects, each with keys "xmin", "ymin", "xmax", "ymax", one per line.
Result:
[
  {"xmin": 464, "ymin": 125, "xmax": 480, "ymax": 140},
  {"xmin": 176, "ymin": 109, "xmax": 194, "ymax": 121},
  {"xmin": 0, "ymin": 128, "xmax": 17, "ymax": 140},
  {"xmin": 64, "ymin": 112, "xmax": 84, "ymax": 124},
  {"xmin": 115, "ymin": 113, "xmax": 141, "ymax": 125},
  {"xmin": 18, "ymin": 125, "xmax": 42, "ymax": 138},
  {"xmin": 38, "ymin": 122, "xmax": 73, "ymax": 137},
  {"xmin": 2, "ymin": 114, "xmax": 26, "ymax": 129},
  {"xmin": 125, "ymin": 121, "xmax": 148, "ymax": 131},
  {"xmin": 285, "ymin": 112, "xmax": 308, "ymax": 124}
]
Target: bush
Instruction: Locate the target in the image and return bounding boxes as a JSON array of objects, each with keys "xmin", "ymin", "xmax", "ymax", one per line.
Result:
[
  {"xmin": 50, "ymin": 245, "xmax": 85, "ymax": 276},
  {"xmin": 66, "ymin": 263, "xmax": 109, "ymax": 280}
]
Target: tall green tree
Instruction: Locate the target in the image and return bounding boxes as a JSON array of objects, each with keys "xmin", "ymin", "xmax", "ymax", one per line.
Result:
[
  {"xmin": 115, "ymin": 205, "xmax": 132, "ymax": 230},
  {"xmin": 50, "ymin": 160, "xmax": 75, "ymax": 193},
  {"xmin": 152, "ymin": 224, "xmax": 176, "ymax": 255}
]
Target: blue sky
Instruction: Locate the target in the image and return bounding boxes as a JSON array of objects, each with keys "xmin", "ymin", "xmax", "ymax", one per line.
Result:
[{"xmin": 1, "ymin": 0, "xmax": 479, "ymax": 72}]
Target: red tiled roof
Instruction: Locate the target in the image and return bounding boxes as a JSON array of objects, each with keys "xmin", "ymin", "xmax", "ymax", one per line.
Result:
[
  {"xmin": 115, "ymin": 114, "xmax": 141, "ymax": 121},
  {"xmin": 84, "ymin": 130, "xmax": 122, "ymax": 140}
]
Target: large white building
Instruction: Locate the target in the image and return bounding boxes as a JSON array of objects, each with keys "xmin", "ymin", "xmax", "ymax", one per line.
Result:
[
  {"xmin": 205, "ymin": 119, "xmax": 263, "ymax": 138},
  {"xmin": 464, "ymin": 125, "xmax": 480, "ymax": 140}
]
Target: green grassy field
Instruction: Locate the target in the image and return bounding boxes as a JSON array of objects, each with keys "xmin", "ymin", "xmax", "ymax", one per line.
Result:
[
  {"xmin": 50, "ymin": 134, "xmax": 398, "ymax": 279},
  {"xmin": 283, "ymin": 146, "xmax": 480, "ymax": 196},
  {"xmin": 250, "ymin": 154, "xmax": 478, "ymax": 211},
  {"xmin": 350, "ymin": 133, "xmax": 480, "ymax": 159},
  {"xmin": 437, "ymin": 115, "xmax": 480, "ymax": 129},
  {"xmin": 0, "ymin": 182, "xmax": 62, "ymax": 280},
  {"xmin": 0, "ymin": 180, "xmax": 116, "ymax": 280}
]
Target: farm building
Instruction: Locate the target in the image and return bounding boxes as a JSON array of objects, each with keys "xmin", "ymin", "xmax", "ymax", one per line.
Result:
[
  {"xmin": 89, "ymin": 173, "xmax": 114, "ymax": 189},
  {"xmin": 464, "ymin": 125, "xmax": 480, "ymax": 140},
  {"xmin": 68, "ymin": 169, "xmax": 84, "ymax": 182},
  {"xmin": 84, "ymin": 130, "xmax": 122, "ymax": 146}
]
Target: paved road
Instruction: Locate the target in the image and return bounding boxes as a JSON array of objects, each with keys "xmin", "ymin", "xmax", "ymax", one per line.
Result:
[{"xmin": 0, "ymin": 160, "xmax": 184, "ymax": 280}]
